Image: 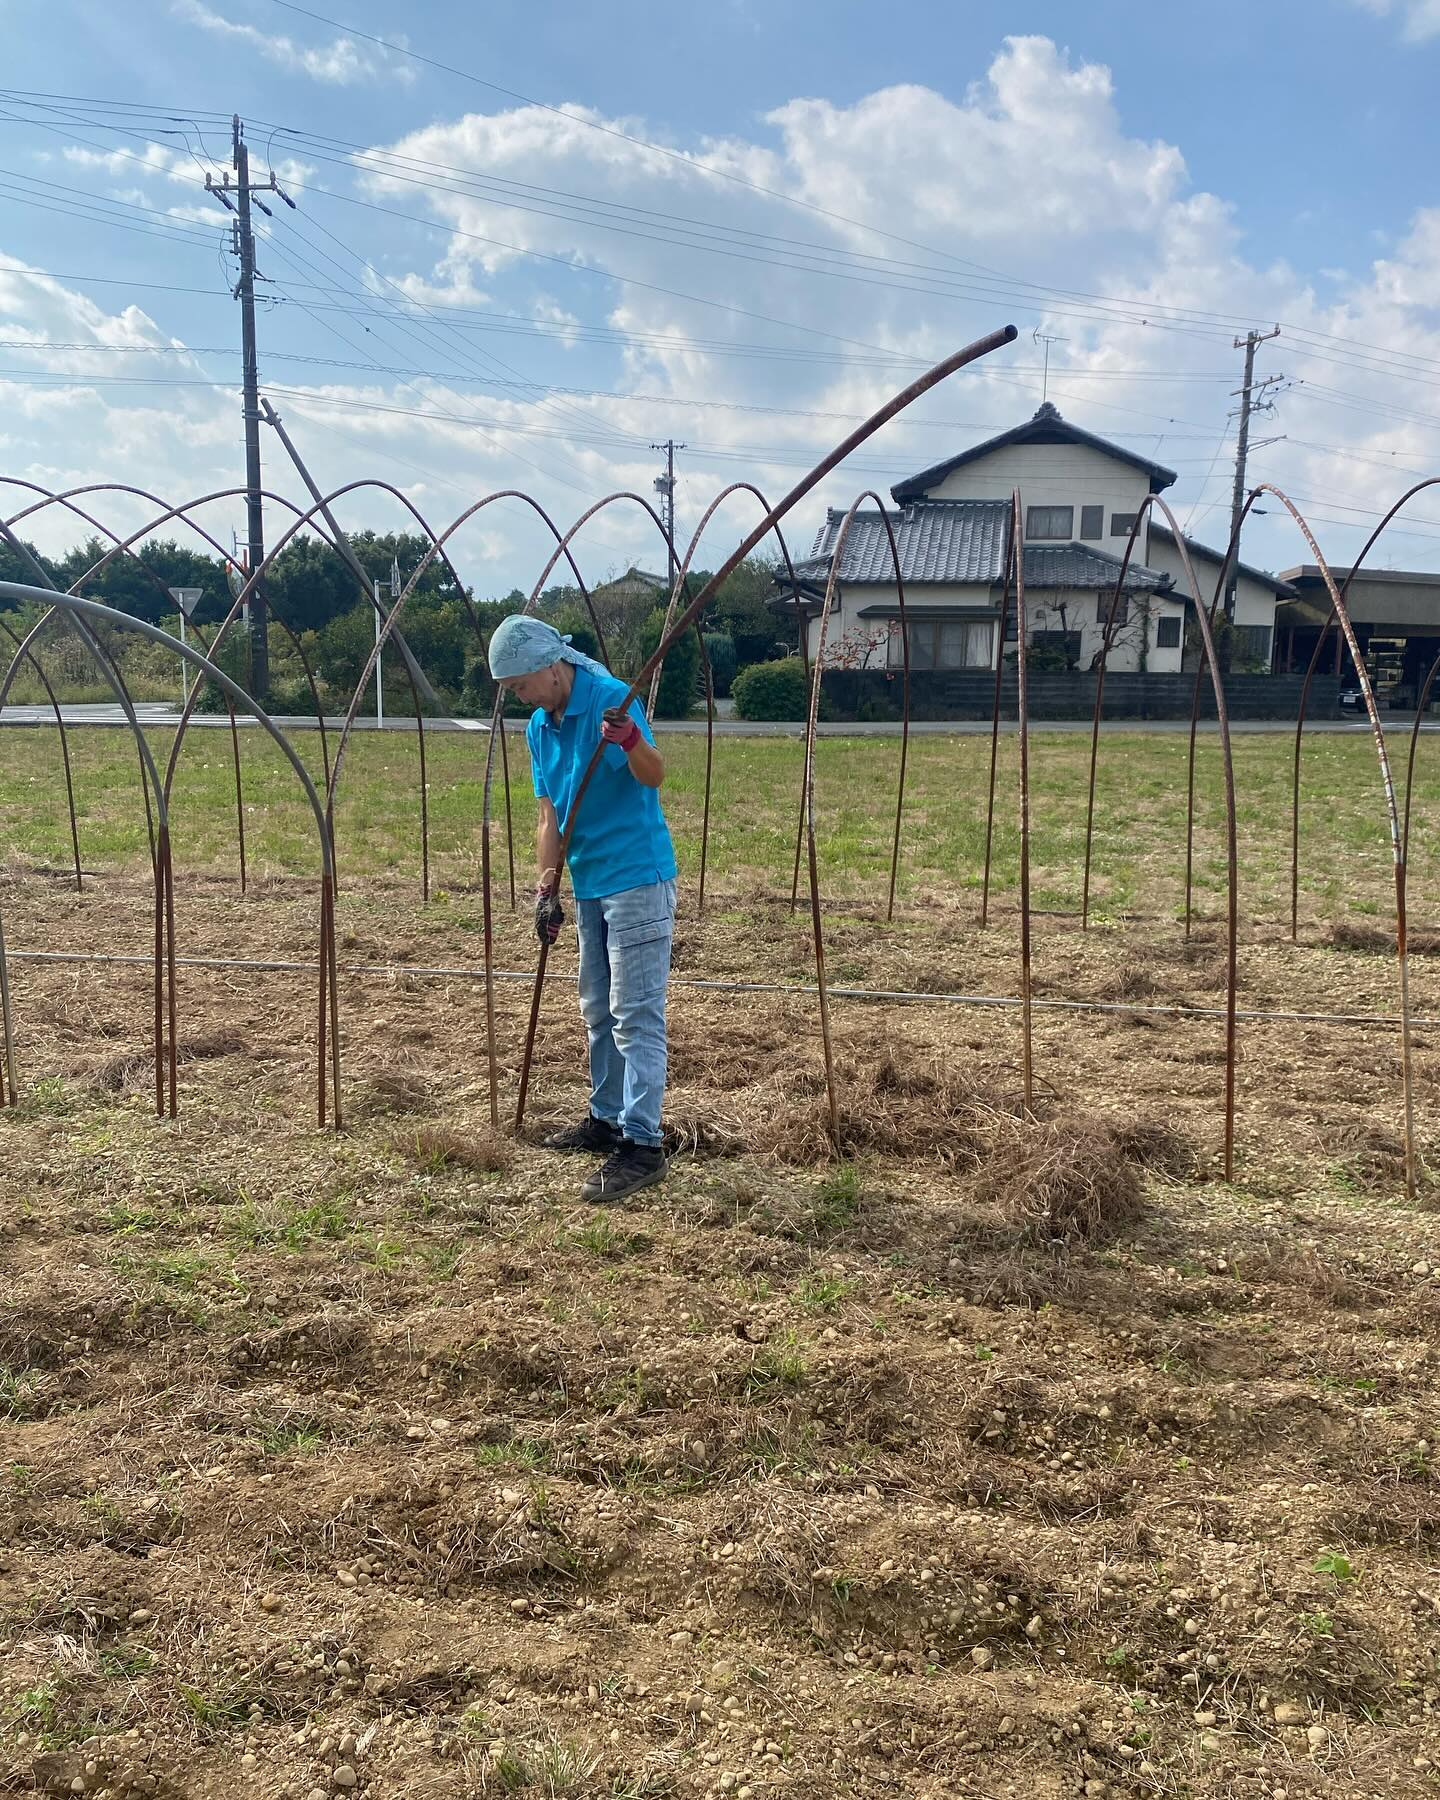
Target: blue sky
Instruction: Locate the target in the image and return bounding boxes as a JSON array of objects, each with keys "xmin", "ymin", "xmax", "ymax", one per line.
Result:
[{"xmin": 4, "ymin": 0, "xmax": 1440, "ymax": 586}]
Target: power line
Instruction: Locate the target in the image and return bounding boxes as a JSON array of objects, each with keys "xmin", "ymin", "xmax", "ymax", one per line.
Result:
[{"xmin": 14, "ymin": 84, "xmax": 1440, "ymax": 399}]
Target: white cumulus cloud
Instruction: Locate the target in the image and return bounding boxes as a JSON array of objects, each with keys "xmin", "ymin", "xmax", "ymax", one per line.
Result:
[{"xmin": 171, "ymin": 0, "xmax": 416, "ymax": 86}]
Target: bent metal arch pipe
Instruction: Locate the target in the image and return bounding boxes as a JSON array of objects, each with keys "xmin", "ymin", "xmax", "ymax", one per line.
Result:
[
  {"xmin": 510, "ymin": 324, "xmax": 1019, "ymax": 1136},
  {"xmin": 0, "ymin": 580, "xmax": 175, "ymax": 1113},
  {"xmin": 0, "ymin": 580, "xmax": 342, "ymax": 1125},
  {"xmin": 787, "ymin": 491, "xmax": 915, "ymax": 925},
  {"xmin": 1069, "ymin": 493, "xmax": 1241, "ymax": 1178},
  {"xmin": 645, "ymin": 480, "xmax": 806, "ymax": 914},
  {"xmin": 0, "ymin": 583, "xmax": 83, "ymax": 894},
  {"xmin": 1289, "ymin": 477, "xmax": 1440, "ymax": 943},
  {"xmin": 1005, "ymin": 494, "xmax": 1035, "ymax": 1113},
  {"xmin": 1252, "ymin": 484, "xmax": 1419, "ymax": 1198},
  {"xmin": 0, "ymin": 481, "xmax": 329, "ymax": 887}
]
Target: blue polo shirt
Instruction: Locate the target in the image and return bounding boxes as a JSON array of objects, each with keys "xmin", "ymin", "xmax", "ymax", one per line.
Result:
[{"xmin": 527, "ymin": 658, "xmax": 677, "ymax": 900}]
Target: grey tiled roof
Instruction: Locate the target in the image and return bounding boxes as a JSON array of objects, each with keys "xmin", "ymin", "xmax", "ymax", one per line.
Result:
[
  {"xmin": 801, "ymin": 500, "xmax": 1012, "ymax": 583},
  {"xmin": 791, "ymin": 501, "xmax": 1173, "ymax": 592},
  {"xmin": 1022, "ymin": 543, "xmax": 1172, "ymax": 592},
  {"xmin": 890, "ymin": 401, "xmax": 1178, "ymax": 504}
]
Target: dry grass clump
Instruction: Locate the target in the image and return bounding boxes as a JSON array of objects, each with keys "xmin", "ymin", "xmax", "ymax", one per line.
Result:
[
  {"xmin": 975, "ymin": 1115, "xmax": 1145, "ymax": 1248},
  {"xmin": 1107, "ymin": 1116, "xmax": 1201, "ymax": 1179},
  {"xmin": 398, "ymin": 1123, "xmax": 514, "ymax": 1175},
  {"xmin": 92, "ymin": 1028, "xmax": 246, "ymax": 1092},
  {"xmin": 1328, "ymin": 920, "xmax": 1393, "ymax": 954},
  {"xmin": 754, "ymin": 1045, "xmax": 999, "ymax": 1168},
  {"xmin": 1096, "ymin": 961, "xmax": 1164, "ymax": 1003},
  {"xmin": 663, "ymin": 1109, "xmax": 748, "ymax": 1159},
  {"xmin": 359, "ymin": 1067, "xmax": 437, "ymax": 1116},
  {"xmin": 1325, "ymin": 1119, "xmax": 1437, "ymax": 1194}
]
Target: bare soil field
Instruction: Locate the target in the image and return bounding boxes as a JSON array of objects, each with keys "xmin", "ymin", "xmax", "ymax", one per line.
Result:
[{"xmin": 1, "ymin": 729, "xmax": 1439, "ymax": 1799}]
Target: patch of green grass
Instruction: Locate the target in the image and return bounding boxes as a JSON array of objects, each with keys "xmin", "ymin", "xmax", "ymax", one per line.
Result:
[
  {"xmin": 475, "ymin": 1435, "xmax": 554, "ymax": 1472},
  {"xmin": 811, "ymin": 1162, "xmax": 862, "ymax": 1236},
  {"xmin": 791, "ymin": 1271, "xmax": 857, "ymax": 1315},
  {"xmin": 253, "ymin": 1414, "xmax": 329, "ymax": 1457},
  {"xmin": 598, "ymin": 1367, "xmax": 652, "ymax": 1412},
  {"xmin": 417, "ymin": 1239, "xmax": 463, "ymax": 1279},
  {"xmin": 7, "ymin": 1461, "xmax": 35, "ymax": 1495},
  {"xmin": 177, "ymin": 1682, "xmax": 254, "ymax": 1737},
  {"xmin": 0, "ymin": 1366, "xmax": 48, "ymax": 1421},
  {"xmin": 96, "ymin": 1200, "xmax": 165, "ymax": 1236},
  {"xmin": 364, "ymin": 1228, "xmax": 408, "ymax": 1272},
  {"xmin": 744, "ymin": 1334, "xmax": 808, "ymax": 1400},
  {"xmin": 98, "ymin": 1646, "xmax": 154, "ymax": 1679},
  {"xmin": 4, "ymin": 1678, "xmax": 97, "ymax": 1751},
  {"xmin": 80, "ymin": 1488, "xmax": 126, "ymax": 1529},
  {"xmin": 18, "ymin": 1075, "xmax": 75, "ymax": 1118},
  {"xmin": 565, "ymin": 1213, "xmax": 648, "ymax": 1259},
  {"xmin": 227, "ymin": 1191, "xmax": 355, "ymax": 1251}
]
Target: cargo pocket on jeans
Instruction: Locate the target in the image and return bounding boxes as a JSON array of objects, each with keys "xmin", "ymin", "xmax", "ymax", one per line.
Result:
[{"xmin": 610, "ymin": 915, "xmax": 673, "ymax": 1009}]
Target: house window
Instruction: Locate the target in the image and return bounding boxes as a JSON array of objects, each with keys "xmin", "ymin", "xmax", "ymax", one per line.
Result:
[
  {"xmin": 1111, "ymin": 512, "xmax": 1139, "ymax": 538},
  {"xmin": 1026, "ymin": 505, "xmax": 1074, "ymax": 540},
  {"xmin": 1080, "ymin": 505, "xmax": 1104, "ymax": 540},
  {"xmin": 1233, "ymin": 624, "xmax": 1273, "ymax": 669},
  {"xmin": 1095, "ymin": 595, "xmax": 1130, "ymax": 628},
  {"xmin": 1156, "ymin": 615, "xmax": 1181, "ymax": 650},
  {"xmin": 889, "ymin": 619, "xmax": 992, "ymax": 670}
]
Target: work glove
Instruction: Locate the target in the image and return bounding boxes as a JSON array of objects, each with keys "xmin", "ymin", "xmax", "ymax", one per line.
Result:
[
  {"xmin": 601, "ymin": 705, "xmax": 641, "ymax": 753},
  {"xmin": 534, "ymin": 882, "xmax": 565, "ymax": 946}
]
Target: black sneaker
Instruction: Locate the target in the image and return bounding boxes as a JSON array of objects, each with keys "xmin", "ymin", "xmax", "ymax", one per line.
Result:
[
  {"xmin": 581, "ymin": 1139, "xmax": 668, "ymax": 1203},
  {"xmin": 544, "ymin": 1113, "xmax": 622, "ymax": 1153}
]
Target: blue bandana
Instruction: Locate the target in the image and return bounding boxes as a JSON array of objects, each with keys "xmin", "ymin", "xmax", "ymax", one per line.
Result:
[{"xmin": 486, "ymin": 614, "xmax": 590, "ymax": 680}]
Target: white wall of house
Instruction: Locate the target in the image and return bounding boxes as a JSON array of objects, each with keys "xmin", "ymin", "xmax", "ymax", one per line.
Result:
[
  {"xmin": 804, "ymin": 580, "xmax": 994, "ymax": 670},
  {"xmin": 1027, "ymin": 589, "xmax": 1188, "ymax": 674},
  {"xmin": 1144, "ymin": 537, "xmax": 1279, "ymax": 670},
  {"xmin": 803, "ymin": 580, "xmax": 1190, "ymax": 675},
  {"xmin": 923, "ymin": 441, "xmax": 1155, "ymax": 557}
]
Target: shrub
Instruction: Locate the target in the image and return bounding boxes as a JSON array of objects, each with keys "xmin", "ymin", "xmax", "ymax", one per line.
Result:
[
  {"xmin": 637, "ymin": 606, "xmax": 700, "ymax": 718},
  {"xmin": 703, "ymin": 631, "xmax": 737, "ymax": 697},
  {"xmin": 732, "ymin": 656, "xmax": 812, "ymax": 721}
]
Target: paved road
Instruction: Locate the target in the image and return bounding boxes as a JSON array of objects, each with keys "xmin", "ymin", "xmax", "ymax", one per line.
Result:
[{"xmin": 0, "ymin": 701, "xmax": 1430, "ymax": 737}]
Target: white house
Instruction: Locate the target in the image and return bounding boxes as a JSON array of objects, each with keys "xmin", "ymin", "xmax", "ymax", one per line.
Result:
[{"xmin": 771, "ymin": 403, "xmax": 1290, "ymax": 675}]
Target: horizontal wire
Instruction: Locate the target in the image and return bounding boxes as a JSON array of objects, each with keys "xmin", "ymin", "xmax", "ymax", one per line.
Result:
[{"xmin": 6, "ymin": 947, "xmax": 1424, "ymax": 1030}]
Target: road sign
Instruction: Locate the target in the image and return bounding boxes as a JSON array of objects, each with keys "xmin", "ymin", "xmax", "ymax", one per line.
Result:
[{"xmin": 168, "ymin": 586, "xmax": 204, "ymax": 617}]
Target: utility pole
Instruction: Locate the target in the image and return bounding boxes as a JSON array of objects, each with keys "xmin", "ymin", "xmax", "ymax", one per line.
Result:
[
  {"xmin": 650, "ymin": 439, "xmax": 685, "ymax": 584},
  {"xmin": 1225, "ymin": 326, "xmax": 1283, "ymax": 632},
  {"xmin": 204, "ymin": 117, "xmax": 296, "ymax": 701}
]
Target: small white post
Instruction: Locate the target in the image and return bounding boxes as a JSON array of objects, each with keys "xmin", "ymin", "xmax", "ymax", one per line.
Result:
[
  {"xmin": 373, "ymin": 576, "xmax": 384, "ymax": 730},
  {"xmin": 168, "ymin": 587, "xmax": 204, "ymax": 710}
]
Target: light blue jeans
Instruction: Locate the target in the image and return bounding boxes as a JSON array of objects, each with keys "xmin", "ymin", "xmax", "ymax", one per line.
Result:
[{"xmin": 575, "ymin": 878, "xmax": 677, "ymax": 1149}]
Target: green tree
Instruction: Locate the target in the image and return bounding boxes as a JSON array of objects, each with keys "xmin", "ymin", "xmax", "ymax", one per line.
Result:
[
  {"xmin": 702, "ymin": 631, "xmax": 737, "ymax": 696},
  {"xmin": 637, "ymin": 606, "xmax": 699, "ymax": 718},
  {"xmin": 706, "ymin": 555, "xmax": 791, "ymax": 666},
  {"xmin": 0, "ymin": 537, "xmax": 58, "ymax": 604}
]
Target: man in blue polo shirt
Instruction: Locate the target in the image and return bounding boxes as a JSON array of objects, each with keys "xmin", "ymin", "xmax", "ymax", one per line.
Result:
[{"xmin": 487, "ymin": 615, "xmax": 677, "ymax": 1202}]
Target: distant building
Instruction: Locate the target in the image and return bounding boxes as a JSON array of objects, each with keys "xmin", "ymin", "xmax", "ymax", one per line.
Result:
[
  {"xmin": 1277, "ymin": 566, "xmax": 1440, "ymax": 707},
  {"xmin": 771, "ymin": 403, "xmax": 1290, "ymax": 674},
  {"xmin": 591, "ymin": 565, "xmax": 670, "ymax": 607}
]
